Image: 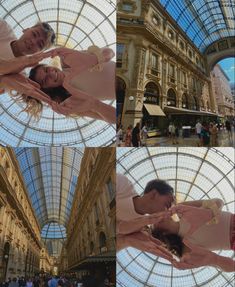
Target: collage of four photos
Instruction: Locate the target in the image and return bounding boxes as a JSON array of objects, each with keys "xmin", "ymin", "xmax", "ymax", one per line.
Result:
[{"xmin": 0, "ymin": 1, "xmax": 234, "ymax": 287}]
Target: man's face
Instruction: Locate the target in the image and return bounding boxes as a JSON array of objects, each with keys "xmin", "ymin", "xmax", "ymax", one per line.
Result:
[
  {"xmin": 144, "ymin": 190, "xmax": 175, "ymax": 213},
  {"xmin": 17, "ymin": 26, "xmax": 47, "ymax": 55}
]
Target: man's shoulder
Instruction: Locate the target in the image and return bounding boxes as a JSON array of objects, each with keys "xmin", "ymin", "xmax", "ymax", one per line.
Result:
[
  {"xmin": 0, "ymin": 18, "xmax": 15, "ymax": 38},
  {"xmin": 0, "ymin": 18, "xmax": 12, "ymax": 30},
  {"xmin": 117, "ymin": 173, "xmax": 138, "ymax": 197}
]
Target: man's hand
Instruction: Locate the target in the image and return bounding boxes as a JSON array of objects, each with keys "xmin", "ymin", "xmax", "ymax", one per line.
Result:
[
  {"xmin": 0, "ymin": 52, "xmax": 52, "ymax": 75},
  {"xmin": 172, "ymin": 240, "xmax": 215, "ymax": 270},
  {"xmin": 118, "ymin": 211, "xmax": 171, "ymax": 235},
  {"xmin": 121, "ymin": 230, "xmax": 174, "ymax": 262},
  {"xmin": 0, "ymin": 74, "xmax": 51, "ymax": 104},
  {"xmin": 169, "ymin": 204, "xmax": 213, "ymax": 235}
]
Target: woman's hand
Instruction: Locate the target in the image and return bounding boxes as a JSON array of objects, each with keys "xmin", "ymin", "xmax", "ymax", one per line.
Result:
[
  {"xmin": 122, "ymin": 230, "xmax": 174, "ymax": 262},
  {"xmin": 172, "ymin": 240, "xmax": 216, "ymax": 270},
  {"xmin": 169, "ymin": 204, "xmax": 213, "ymax": 235},
  {"xmin": 44, "ymin": 47, "xmax": 73, "ymax": 59},
  {"xmin": 0, "ymin": 52, "xmax": 52, "ymax": 75},
  {"xmin": 0, "ymin": 74, "xmax": 52, "ymax": 104}
]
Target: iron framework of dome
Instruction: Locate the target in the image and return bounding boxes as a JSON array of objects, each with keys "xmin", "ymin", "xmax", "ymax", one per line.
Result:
[
  {"xmin": 116, "ymin": 147, "xmax": 235, "ymax": 287},
  {"xmin": 14, "ymin": 147, "xmax": 84, "ymax": 256},
  {"xmin": 159, "ymin": 0, "xmax": 235, "ymax": 52},
  {"xmin": 0, "ymin": 0, "xmax": 116, "ymax": 147}
]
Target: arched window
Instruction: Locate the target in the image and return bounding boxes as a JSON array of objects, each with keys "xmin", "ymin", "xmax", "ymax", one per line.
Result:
[
  {"xmin": 144, "ymin": 82, "xmax": 159, "ymax": 104},
  {"xmin": 90, "ymin": 242, "xmax": 94, "ymax": 254},
  {"xmin": 182, "ymin": 93, "xmax": 188, "ymax": 109},
  {"xmin": 99, "ymin": 232, "xmax": 107, "ymax": 253},
  {"xmin": 167, "ymin": 89, "xmax": 177, "ymax": 107}
]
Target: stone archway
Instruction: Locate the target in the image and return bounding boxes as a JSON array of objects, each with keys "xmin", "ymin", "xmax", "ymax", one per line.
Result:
[{"xmin": 205, "ymin": 37, "xmax": 235, "ymax": 72}]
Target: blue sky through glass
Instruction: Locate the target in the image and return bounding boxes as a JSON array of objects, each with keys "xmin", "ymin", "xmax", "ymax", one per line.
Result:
[
  {"xmin": 218, "ymin": 58, "xmax": 235, "ymax": 83},
  {"xmin": 159, "ymin": 0, "xmax": 235, "ymax": 52}
]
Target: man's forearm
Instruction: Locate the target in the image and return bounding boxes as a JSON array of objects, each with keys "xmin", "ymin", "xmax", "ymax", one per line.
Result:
[{"xmin": 212, "ymin": 253, "xmax": 235, "ymax": 272}]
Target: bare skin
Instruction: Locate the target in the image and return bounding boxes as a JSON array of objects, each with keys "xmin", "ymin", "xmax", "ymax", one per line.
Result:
[
  {"xmin": 31, "ymin": 48, "xmax": 116, "ymax": 123},
  {"xmin": 0, "ymin": 24, "xmax": 53, "ymax": 103}
]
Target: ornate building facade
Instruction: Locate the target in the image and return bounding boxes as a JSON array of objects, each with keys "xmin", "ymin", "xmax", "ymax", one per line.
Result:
[
  {"xmin": 211, "ymin": 64, "xmax": 234, "ymax": 119},
  {"xmin": 60, "ymin": 148, "xmax": 116, "ymax": 282},
  {"xmin": 40, "ymin": 248, "xmax": 53, "ymax": 274},
  {"xmin": 117, "ymin": 0, "xmax": 220, "ymax": 131},
  {"xmin": 0, "ymin": 148, "xmax": 41, "ymax": 281}
]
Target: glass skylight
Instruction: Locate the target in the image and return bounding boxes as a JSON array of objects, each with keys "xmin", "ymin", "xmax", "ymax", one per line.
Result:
[
  {"xmin": 0, "ymin": 0, "xmax": 116, "ymax": 146},
  {"xmin": 14, "ymin": 147, "xmax": 84, "ymax": 256},
  {"xmin": 117, "ymin": 147, "xmax": 235, "ymax": 287},
  {"xmin": 159, "ymin": 0, "xmax": 235, "ymax": 52},
  {"xmin": 41, "ymin": 222, "xmax": 66, "ymax": 256},
  {"xmin": 14, "ymin": 147, "xmax": 84, "ymax": 226}
]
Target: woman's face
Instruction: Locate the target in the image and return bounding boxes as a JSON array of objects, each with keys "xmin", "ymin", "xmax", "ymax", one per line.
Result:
[{"xmin": 34, "ymin": 65, "xmax": 64, "ymax": 88}]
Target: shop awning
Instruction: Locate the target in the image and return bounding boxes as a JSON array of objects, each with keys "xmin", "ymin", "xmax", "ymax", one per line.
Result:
[
  {"xmin": 144, "ymin": 104, "xmax": 166, "ymax": 116},
  {"xmin": 69, "ymin": 251, "xmax": 116, "ymax": 270},
  {"xmin": 164, "ymin": 106, "xmax": 217, "ymax": 116}
]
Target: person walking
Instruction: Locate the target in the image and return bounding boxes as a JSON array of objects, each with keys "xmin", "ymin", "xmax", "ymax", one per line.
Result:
[{"xmin": 131, "ymin": 123, "xmax": 140, "ymax": 147}]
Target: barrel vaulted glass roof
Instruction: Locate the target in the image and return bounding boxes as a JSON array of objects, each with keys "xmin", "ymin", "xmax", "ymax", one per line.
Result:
[
  {"xmin": 41, "ymin": 222, "xmax": 66, "ymax": 257},
  {"xmin": 159, "ymin": 0, "xmax": 235, "ymax": 52},
  {"xmin": 117, "ymin": 147, "xmax": 235, "ymax": 287},
  {"xmin": 14, "ymin": 147, "xmax": 84, "ymax": 255},
  {"xmin": 0, "ymin": 0, "xmax": 116, "ymax": 146}
]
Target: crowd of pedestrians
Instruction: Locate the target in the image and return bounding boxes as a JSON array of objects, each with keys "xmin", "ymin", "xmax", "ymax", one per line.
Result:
[
  {"xmin": 116, "ymin": 118, "xmax": 234, "ymax": 147},
  {"xmin": 0, "ymin": 275, "xmax": 114, "ymax": 287}
]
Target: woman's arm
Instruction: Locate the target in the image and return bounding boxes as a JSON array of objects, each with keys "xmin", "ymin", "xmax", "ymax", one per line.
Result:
[
  {"xmin": 0, "ymin": 74, "xmax": 52, "ymax": 104},
  {"xmin": 52, "ymin": 81, "xmax": 116, "ymax": 123},
  {"xmin": 173, "ymin": 240, "xmax": 235, "ymax": 272},
  {"xmin": 117, "ymin": 231, "xmax": 174, "ymax": 262},
  {"xmin": 51, "ymin": 100, "xmax": 116, "ymax": 124},
  {"xmin": 180, "ymin": 198, "xmax": 224, "ymax": 210}
]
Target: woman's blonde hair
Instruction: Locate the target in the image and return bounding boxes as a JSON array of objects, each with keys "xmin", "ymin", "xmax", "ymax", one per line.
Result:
[{"xmin": 10, "ymin": 90, "xmax": 43, "ymax": 121}]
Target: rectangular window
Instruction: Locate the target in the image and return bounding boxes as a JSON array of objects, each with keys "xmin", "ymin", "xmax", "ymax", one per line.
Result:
[
  {"xmin": 117, "ymin": 44, "xmax": 125, "ymax": 68},
  {"xmin": 151, "ymin": 54, "xmax": 158, "ymax": 70},
  {"xmin": 182, "ymin": 71, "xmax": 186, "ymax": 84},
  {"xmin": 122, "ymin": 3, "xmax": 133, "ymax": 12},
  {"xmin": 94, "ymin": 203, "xmax": 99, "ymax": 221},
  {"xmin": 169, "ymin": 64, "xmax": 175, "ymax": 78},
  {"xmin": 106, "ymin": 178, "xmax": 115, "ymax": 200}
]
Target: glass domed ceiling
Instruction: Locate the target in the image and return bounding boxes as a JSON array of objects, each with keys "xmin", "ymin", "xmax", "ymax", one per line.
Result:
[
  {"xmin": 117, "ymin": 147, "xmax": 234, "ymax": 287},
  {"xmin": 0, "ymin": 0, "xmax": 116, "ymax": 146},
  {"xmin": 159, "ymin": 0, "xmax": 235, "ymax": 52}
]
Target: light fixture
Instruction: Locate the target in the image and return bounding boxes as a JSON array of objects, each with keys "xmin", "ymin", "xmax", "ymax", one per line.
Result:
[
  {"xmin": 182, "ymin": 104, "xmax": 186, "ymax": 108},
  {"xmin": 129, "ymin": 96, "xmax": 134, "ymax": 101},
  {"xmin": 167, "ymin": 101, "xmax": 171, "ymax": 106},
  {"xmin": 143, "ymin": 97, "xmax": 146, "ymax": 102},
  {"xmin": 4, "ymin": 254, "xmax": 9, "ymax": 260}
]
